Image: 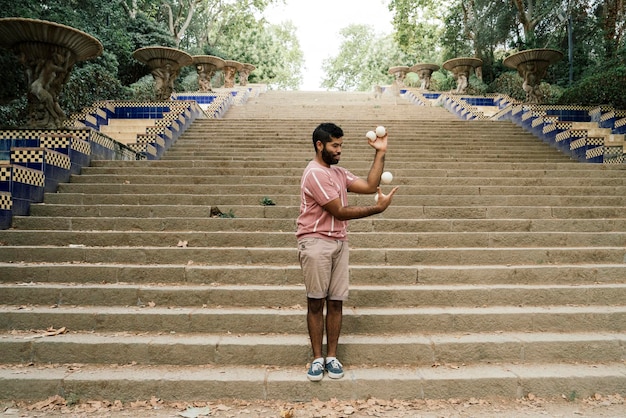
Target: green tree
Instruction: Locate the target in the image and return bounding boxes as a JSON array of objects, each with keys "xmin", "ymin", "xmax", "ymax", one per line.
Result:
[
  {"xmin": 321, "ymin": 24, "xmax": 411, "ymax": 91},
  {"xmin": 219, "ymin": 20, "xmax": 304, "ymax": 89}
]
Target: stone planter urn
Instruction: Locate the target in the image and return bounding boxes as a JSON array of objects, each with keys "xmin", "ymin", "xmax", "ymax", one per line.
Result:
[
  {"xmin": 222, "ymin": 60, "xmax": 243, "ymax": 88},
  {"xmin": 133, "ymin": 46, "xmax": 192, "ymax": 100},
  {"xmin": 503, "ymin": 48, "xmax": 563, "ymax": 104},
  {"xmin": 192, "ymin": 55, "xmax": 224, "ymax": 92},
  {"xmin": 239, "ymin": 63, "xmax": 256, "ymax": 86},
  {"xmin": 0, "ymin": 18, "xmax": 103, "ymax": 128},
  {"xmin": 388, "ymin": 65, "xmax": 410, "ymax": 88},
  {"xmin": 410, "ymin": 63, "xmax": 440, "ymax": 90},
  {"xmin": 442, "ymin": 57, "xmax": 482, "ymax": 94}
]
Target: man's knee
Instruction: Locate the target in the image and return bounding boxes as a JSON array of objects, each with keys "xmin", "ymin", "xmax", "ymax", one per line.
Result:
[{"xmin": 307, "ymin": 298, "xmax": 325, "ymax": 314}]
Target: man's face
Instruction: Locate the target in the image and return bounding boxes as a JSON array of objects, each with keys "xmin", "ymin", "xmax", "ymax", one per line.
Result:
[{"xmin": 320, "ymin": 137, "xmax": 343, "ymax": 165}]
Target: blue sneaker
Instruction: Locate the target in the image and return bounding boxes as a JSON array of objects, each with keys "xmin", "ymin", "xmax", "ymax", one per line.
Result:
[
  {"xmin": 307, "ymin": 359, "xmax": 324, "ymax": 381},
  {"xmin": 325, "ymin": 358, "xmax": 344, "ymax": 379}
]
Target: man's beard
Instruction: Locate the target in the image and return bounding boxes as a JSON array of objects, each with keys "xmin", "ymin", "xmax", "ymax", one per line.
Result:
[{"xmin": 321, "ymin": 147, "xmax": 339, "ymax": 165}]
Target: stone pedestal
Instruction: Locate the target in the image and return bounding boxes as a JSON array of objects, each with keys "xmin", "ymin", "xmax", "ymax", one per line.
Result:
[
  {"xmin": 239, "ymin": 64, "xmax": 256, "ymax": 86},
  {"xmin": 192, "ymin": 55, "xmax": 225, "ymax": 92},
  {"xmin": 133, "ymin": 47, "xmax": 193, "ymax": 100},
  {"xmin": 410, "ymin": 63, "xmax": 440, "ymax": 90},
  {"xmin": 222, "ymin": 60, "xmax": 243, "ymax": 88},
  {"xmin": 443, "ymin": 57, "xmax": 483, "ymax": 94},
  {"xmin": 503, "ymin": 49, "xmax": 563, "ymax": 104},
  {"xmin": 0, "ymin": 18, "xmax": 103, "ymax": 128}
]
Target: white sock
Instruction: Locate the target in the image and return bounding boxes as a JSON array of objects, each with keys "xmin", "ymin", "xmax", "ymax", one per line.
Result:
[
  {"xmin": 325, "ymin": 356, "xmax": 336, "ymax": 364},
  {"xmin": 313, "ymin": 357, "xmax": 324, "ymax": 364}
]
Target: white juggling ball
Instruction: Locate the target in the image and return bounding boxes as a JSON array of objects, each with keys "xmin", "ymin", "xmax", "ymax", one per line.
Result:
[
  {"xmin": 374, "ymin": 192, "xmax": 386, "ymax": 203},
  {"xmin": 365, "ymin": 130, "xmax": 377, "ymax": 141},
  {"xmin": 375, "ymin": 125, "xmax": 386, "ymax": 137},
  {"xmin": 381, "ymin": 171, "xmax": 393, "ymax": 184}
]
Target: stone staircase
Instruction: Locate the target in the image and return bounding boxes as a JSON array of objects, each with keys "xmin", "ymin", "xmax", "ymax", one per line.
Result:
[{"xmin": 0, "ymin": 90, "xmax": 625, "ymax": 403}]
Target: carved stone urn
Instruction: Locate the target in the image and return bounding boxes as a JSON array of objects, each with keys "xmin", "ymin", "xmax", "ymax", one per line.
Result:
[
  {"xmin": 503, "ymin": 48, "xmax": 563, "ymax": 104},
  {"xmin": 388, "ymin": 66, "xmax": 410, "ymax": 89},
  {"xmin": 0, "ymin": 17, "xmax": 103, "ymax": 128},
  {"xmin": 222, "ymin": 60, "xmax": 243, "ymax": 88},
  {"xmin": 192, "ymin": 55, "xmax": 224, "ymax": 92},
  {"xmin": 133, "ymin": 46, "xmax": 193, "ymax": 100},
  {"xmin": 442, "ymin": 57, "xmax": 483, "ymax": 94},
  {"xmin": 239, "ymin": 63, "xmax": 256, "ymax": 86},
  {"xmin": 410, "ymin": 63, "xmax": 440, "ymax": 90}
]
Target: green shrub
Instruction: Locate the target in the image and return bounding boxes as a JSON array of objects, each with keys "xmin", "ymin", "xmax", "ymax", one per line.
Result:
[
  {"xmin": 129, "ymin": 75, "xmax": 156, "ymax": 101},
  {"xmin": 467, "ymin": 76, "xmax": 488, "ymax": 95},
  {"xmin": 488, "ymin": 71, "xmax": 525, "ymax": 100},
  {"xmin": 0, "ymin": 96, "xmax": 27, "ymax": 129},
  {"xmin": 61, "ymin": 58, "xmax": 130, "ymax": 115},
  {"xmin": 431, "ymin": 71, "xmax": 454, "ymax": 92},
  {"xmin": 559, "ymin": 66, "xmax": 626, "ymax": 109}
]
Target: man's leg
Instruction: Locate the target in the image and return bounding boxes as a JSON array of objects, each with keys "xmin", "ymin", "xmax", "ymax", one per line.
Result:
[
  {"xmin": 307, "ymin": 297, "xmax": 325, "ymax": 359},
  {"xmin": 325, "ymin": 299, "xmax": 343, "ymax": 358}
]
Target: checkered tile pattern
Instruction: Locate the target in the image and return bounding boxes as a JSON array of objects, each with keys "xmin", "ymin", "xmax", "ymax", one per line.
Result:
[
  {"xmin": 0, "ymin": 192, "xmax": 11, "ymax": 210},
  {"xmin": 11, "ymin": 149, "xmax": 43, "ymax": 164},
  {"xmin": 71, "ymin": 138, "xmax": 91, "ymax": 155},
  {"xmin": 90, "ymin": 131, "xmax": 116, "ymax": 151},
  {"xmin": 40, "ymin": 135, "xmax": 71, "ymax": 149},
  {"xmin": 46, "ymin": 150, "xmax": 71, "ymax": 170},
  {"xmin": 12, "ymin": 165, "xmax": 45, "ymax": 187},
  {"xmin": 0, "ymin": 166, "xmax": 10, "ymax": 182}
]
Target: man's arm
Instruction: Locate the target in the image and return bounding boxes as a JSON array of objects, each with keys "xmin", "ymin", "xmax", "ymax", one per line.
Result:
[
  {"xmin": 323, "ymin": 186, "xmax": 399, "ymax": 221},
  {"xmin": 348, "ymin": 132, "xmax": 389, "ymax": 194}
]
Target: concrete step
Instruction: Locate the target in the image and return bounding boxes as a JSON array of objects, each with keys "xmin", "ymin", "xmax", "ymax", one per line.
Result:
[
  {"xmin": 2, "ymin": 283, "xmax": 626, "ymax": 308},
  {"xmin": 2, "ymin": 89, "xmax": 625, "ymax": 403},
  {"xmin": 66, "ymin": 173, "xmax": 626, "ymax": 187},
  {"xmin": 38, "ymin": 192, "xmax": 626, "ymax": 208},
  {"xmin": 0, "ymin": 246, "xmax": 624, "ymax": 265},
  {"xmin": 79, "ymin": 165, "xmax": 626, "ymax": 178},
  {"xmin": 1, "ymin": 230, "xmax": 625, "ymax": 248},
  {"xmin": 1, "ymin": 331, "xmax": 624, "ymax": 367},
  {"xmin": 2, "ymin": 305, "xmax": 625, "ymax": 334},
  {"xmin": 1, "ymin": 263, "xmax": 624, "ymax": 285},
  {"xmin": 15, "ymin": 210, "xmax": 626, "ymax": 228},
  {"xmin": 53, "ymin": 183, "xmax": 626, "ymax": 196},
  {"xmin": 1, "ymin": 363, "xmax": 624, "ymax": 402}
]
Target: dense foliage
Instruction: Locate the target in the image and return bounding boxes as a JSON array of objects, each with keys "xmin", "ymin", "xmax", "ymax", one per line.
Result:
[
  {"xmin": 0, "ymin": 0, "xmax": 624, "ymax": 124},
  {"xmin": 0, "ymin": 0, "xmax": 303, "ymax": 127}
]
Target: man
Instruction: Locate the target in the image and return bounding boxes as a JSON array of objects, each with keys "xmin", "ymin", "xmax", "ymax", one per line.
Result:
[{"xmin": 296, "ymin": 122, "xmax": 399, "ymax": 381}]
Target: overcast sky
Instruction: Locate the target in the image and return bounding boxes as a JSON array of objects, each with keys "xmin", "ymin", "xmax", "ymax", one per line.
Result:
[{"xmin": 264, "ymin": 0, "xmax": 394, "ymax": 90}]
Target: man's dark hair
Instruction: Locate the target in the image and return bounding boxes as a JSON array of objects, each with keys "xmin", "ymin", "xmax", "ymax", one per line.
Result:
[{"xmin": 312, "ymin": 123, "xmax": 343, "ymax": 150}]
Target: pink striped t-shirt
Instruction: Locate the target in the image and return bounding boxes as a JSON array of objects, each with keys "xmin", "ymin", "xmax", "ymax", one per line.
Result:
[{"xmin": 296, "ymin": 160, "xmax": 358, "ymax": 241}]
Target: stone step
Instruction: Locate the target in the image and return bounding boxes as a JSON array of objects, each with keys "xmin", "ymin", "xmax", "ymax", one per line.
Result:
[
  {"xmin": 1, "ymin": 331, "xmax": 624, "ymax": 367},
  {"xmin": 2, "ymin": 88, "xmax": 625, "ymax": 404},
  {"xmin": 1, "ymin": 363, "xmax": 624, "ymax": 402},
  {"xmin": 15, "ymin": 211, "xmax": 626, "ymax": 228},
  {"xmin": 66, "ymin": 173, "xmax": 626, "ymax": 187},
  {"xmin": 2, "ymin": 305, "xmax": 625, "ymax": 334},
  {"xmin": 39, "ymin": 192, "xmax": 626, "ymax": 208},
  {"xmin": 79, "ymin": 165, "xmax": 626, "ymax": 178},
  {"xmin": 0, "ymin": 246, "xmax": 623, "ymax": 265},
  {"xmin": 54, "ymin": 183, "xmax": 626, "ymax": 196},
  {"xmin": 2, "ymin": 283, "xmax": 625, "ymax": 307},
  {"xmin": 1, "ymin": 263, "xmax": 623, "ymax": 285},
  {"xmin": 19, "ymin": 203, "xmax": 624, "ymax": 220},
  {"xmin": 1, "ymin": 230, "xmax": 624, "ymax": 248}
]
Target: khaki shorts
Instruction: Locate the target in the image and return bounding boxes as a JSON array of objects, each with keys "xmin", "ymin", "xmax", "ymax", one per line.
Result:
[{"xmin": 297, "ymin": 237, "xmax": 349, "ymax": 301}]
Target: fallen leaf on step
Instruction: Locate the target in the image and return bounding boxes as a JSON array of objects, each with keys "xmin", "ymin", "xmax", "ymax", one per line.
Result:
[
  {"xmin": 44, "ymin": 326, "xmax": 67, "ymax": 336},
  {"xmin": 280, "ymin": 408, "xmax": 295, "ymax": 418},
  {"xmin": 177, "ymin": 240, "xmax": 188, "ymax": 247}
]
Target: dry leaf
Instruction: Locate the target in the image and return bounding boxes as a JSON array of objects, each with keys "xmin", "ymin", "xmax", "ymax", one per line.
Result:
[
  {"xmin": 177, "ymin": 240, "xmax": 188, "ymax": 248},
  {"xmin": 280, "ymin": 408, "xmax": 295, "ymax": 418}
]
